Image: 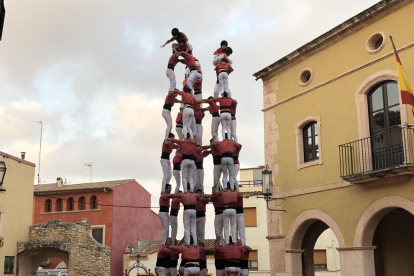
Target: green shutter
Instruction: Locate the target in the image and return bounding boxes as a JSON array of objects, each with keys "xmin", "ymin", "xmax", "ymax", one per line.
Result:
[{"xmin": 4, "ymin": 256, "xmax": 14, "ymax": 268}]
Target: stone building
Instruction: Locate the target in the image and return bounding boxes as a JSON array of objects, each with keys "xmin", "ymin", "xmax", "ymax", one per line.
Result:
[
  {"xmin": 0, "ymin": 151, "xmax": 35, "ymax": 276},
  {"xmin": 33, "ymin": 179, "xmax": 162, "ymax": 276},
  {"xmin": 253, "ymin": 0, "xmax": 414, "ymax": 275}
]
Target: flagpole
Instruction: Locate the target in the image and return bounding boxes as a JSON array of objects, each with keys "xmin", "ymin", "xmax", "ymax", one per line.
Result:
[{"xmin": 390, "ymin": 36, "xmax": 398, "ymax": 55}]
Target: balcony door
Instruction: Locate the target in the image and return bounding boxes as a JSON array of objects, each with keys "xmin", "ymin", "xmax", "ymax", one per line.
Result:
[{"xmin": 368, "ymin": 81, "xmax": 403, "ymax": 169}]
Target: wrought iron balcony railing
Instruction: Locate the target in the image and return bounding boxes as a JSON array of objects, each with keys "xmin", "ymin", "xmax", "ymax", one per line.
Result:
[{"xmin": 339, "ymin": 126, "xmax": 414, "ymax": 182}]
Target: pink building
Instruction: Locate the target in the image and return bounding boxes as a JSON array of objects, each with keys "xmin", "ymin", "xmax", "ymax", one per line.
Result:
[{"xmin": 34, "ymin": 179, "xmax": 162, "ymax": 276}]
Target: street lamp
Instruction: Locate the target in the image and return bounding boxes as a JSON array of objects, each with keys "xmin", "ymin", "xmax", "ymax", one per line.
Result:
[
  {"xmin": 0, "ymin": 161, "xmax": 7, "ymax": 186},
  {"xmin": 260, "ymin": 165, "xmax": 285, "ymax": 212}
]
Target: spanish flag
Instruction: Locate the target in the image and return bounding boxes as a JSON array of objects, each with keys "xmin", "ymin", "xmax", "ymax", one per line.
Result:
[{"xmin": 391, "ymin": 36, "xmax": 414, "ymax": 116}]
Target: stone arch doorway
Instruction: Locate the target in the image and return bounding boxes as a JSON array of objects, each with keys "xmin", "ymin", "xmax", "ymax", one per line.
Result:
[
  {"xmin": 18, "ymin": 247, "xmax": 69, "ymax": 276},
  {"xmin": 353, "ymin": 196, "xmax": 414, "ymax": 276},
  {"xmin": 285, "ymin": 210, "xmax": 345, "ymax": 276}
]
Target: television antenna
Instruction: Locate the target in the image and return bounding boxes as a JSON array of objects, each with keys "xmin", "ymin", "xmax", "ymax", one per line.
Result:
[
  {"xmin": 85, "ymin": 162, "xmax": 93, "ymax": 183},
  {"xmin": 29, "ymin": 120, "xmax": 43, "ymax": 184}
]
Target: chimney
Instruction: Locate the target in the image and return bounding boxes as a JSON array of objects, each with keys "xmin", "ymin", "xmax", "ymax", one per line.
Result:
[
  {"xmin": 21, "ymin": 152, "xmax": 26, "ymax": 160},
  {"xmin": 56, "ymin": 177, "xmax": 63, "ymax": 187}
]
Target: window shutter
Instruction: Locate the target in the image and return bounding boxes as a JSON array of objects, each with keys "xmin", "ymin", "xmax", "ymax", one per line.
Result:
[
  {"xmin": 243, "ymin": 208, "xmax": 257, "ymax": 227},
  {"xmin": 314, "ymin": 250, "xmax": 327, "ymax": 265},
  {"xmin": 92, "ymin": 228, "xmax": 104, "ymax": 244},
  {"xmin": 4, "ymin": 256, "xmax": 14, "ymax": 268},
  {"xmin": 249, "ymin": 250, "xmax": 258, "ymax": 261}
]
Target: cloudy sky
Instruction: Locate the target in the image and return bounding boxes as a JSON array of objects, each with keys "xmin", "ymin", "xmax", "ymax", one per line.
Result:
[{"xmin": 0, "ymin": 0, "xmax": 378, "ymax": 238}]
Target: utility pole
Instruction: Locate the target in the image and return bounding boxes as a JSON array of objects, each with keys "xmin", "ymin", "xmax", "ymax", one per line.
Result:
[
  {"xmin": 30, "ymin": 120, "xmax": 43, "ymax": 184},
  {"xmin": 85, "ymin": 162, "xmax": 93, "ymax": 183}
]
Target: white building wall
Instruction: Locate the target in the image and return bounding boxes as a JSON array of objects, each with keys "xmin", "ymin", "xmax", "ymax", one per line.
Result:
[{"xmin": 314, "ymin": 229, "xmax": 341, "ymax": 276}]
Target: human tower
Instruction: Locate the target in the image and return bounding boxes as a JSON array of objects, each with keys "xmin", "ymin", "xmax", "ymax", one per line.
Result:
[{"xmin": 156, "ymin": 28, "xmax": 252, "ymax": 276}]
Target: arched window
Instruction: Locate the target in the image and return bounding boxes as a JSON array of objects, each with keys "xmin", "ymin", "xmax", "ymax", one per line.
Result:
[
  {"xmin": 44, "ymin": 199, "xmax": 52, "ymax": 213},
  {"xmin": 67, "ymin": 197, "xmax": 74, "ymax": 211},
  {"xmin": 90, "ymin": 196, "xmax": 98, "ymax": 210},
  {"xmin": 303, "ymin": 122, "xmax": 319, "ymax": 162},
  {"xmin": 55, "ymin": 198, "xmax": 63, "ymax": 212},
  {"xmin": 78, "ymin": 196, "xmax": 86, "ymax": 210}
]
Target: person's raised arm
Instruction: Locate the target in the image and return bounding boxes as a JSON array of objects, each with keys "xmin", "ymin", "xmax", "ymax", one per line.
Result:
[
  {"xmin": 214, "ymin": 236, "xmax": 221, "ymax": 250},
  {"xmin": 243, "ymin": 245, "xmax": 252, "ymax": 253},
  {"xmin": 161, "ymin": 37, "xmax": 175, "ymax": 48}
]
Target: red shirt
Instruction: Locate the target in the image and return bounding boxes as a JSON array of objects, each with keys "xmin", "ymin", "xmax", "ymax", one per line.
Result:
[
  {"xmin": 171, "ymin": 139, "xmax": 197, "ymax": 156},
  {"xmin": 196, "ymin": 149, "xmax": 210, "ymax": 163},
  {"xmin": 165, "ymin": 93, "xmax": 179, "ymax": 106},
  {"xmin": 180, "ymin": 53, "xmax": 197, "ymax": 69},
  {"xmin": 168, "ymin": 54, "xmax": 179, "ymax": 68},
  {"xmin": 213, "ymin": 140, "xmax": 240, "ymax": 155},
  {"xmin": 171, "ymin": 251, "xmax": 180, "ymax": 261},
  {"xmin": 174, "ymin": 44, "xmax": 190, "ymax": 53},
  {"xmin": 175, "ymin": 91, "xmax": 197, "ymax": 106},
  {"xmin": 207, "ymin": 100, "xmax": 219, "ymax": 114},
  {"xmin": 194, "ymin": 109, "xmax": 205, "ymax": 121},
  {"xmin": 157, "ymin": 246, "xmax": 171, "ymax": 259},
  {"xmin": 233, "ymin": 144, "xmax": 241, "ymax": 164},
  {"xmin": 162, "ymin": 140, "xmax": 179, "ymax": 154},
  {"xmin": 230, "ymin": 100, "xmax": 237, "ymax": 116},
  {"xmin": 199, "ymin": 248, "xmax": 207, "ymax": 261},
  {"xmin": 214, "ymin": 97, "xmax": 234, "ymax": 109},
  {"xmin": 171, "ymin": 198, "xmax": 181, "ymax": 210},
  {"xmin": 176, "ymin": 111, "xmax": 183, "ymax": 124},
  {"xmin": 214, "ymin": 47, "xmax": 225, "ymax": 55},
  {"xmin": 179, "ymin": 193, "xmax": 200, "ymax": 205},
  {"xmin": 219, "ymin": 190, "xmax": 239, "ymax": 205},
  {"xmin": 212, "ymin": 194, "xmax": 224, "ymax": 209},
  {"xmin": 173, "ymin": 152, "xmax": 182, "ymax": 164},
  {"xmin": 236, "ymin": 196, "xmax": 243, "ymax": 208},
  {"xmin": 194, "ymin": 78, "xmax": 202, "ymax": 90},
  {"xmin": 241, "ymin": 250, "xmax": 249, "ymax": 261},
  {"xmin": 159, "ymin": 194, "xmax": 170, "ymax": 207},
  {"xmin": 166, "ymin": 32, "xmax": 189, "ymax": 44},
  {"xmin": 175, "ymin": 245, "xmax": 200, "ymax": 260},
  {"xmin": 211, "ymin": 144, "xmax": 221, "ymax": 157},
  {"xmin": 196, "ymin": 199, "xmax": 207, "ymax": 212},
  {"xmin": 217, "ymin": 245, "xmax": 244, "ymax": 260},
  {"xmin": 216, "ymin": 61, "xmax": 230, "ymax": 73}
]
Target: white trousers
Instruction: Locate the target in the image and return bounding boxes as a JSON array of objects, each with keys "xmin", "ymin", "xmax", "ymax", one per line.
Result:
[
  {"xmin": 183, "ymin": 209, "xmax": 197, "ymax": 245},
  {"xmin": 176, "ymin": 126, "xmax": 183, "ymax": 140},
  {"xmin": 234, "ymin": 164, "xmax": 240, "ymax": 191},
  {"xmin": 179, "ymin": 266, "xmax": 185, "ymax": 276},
  {"xmin": 170, "ymin": 267, "xmax": 178, "ymax": 276},
  {"xmin": 240, "ymin": 269, "xmax": 249, "ymax": 276},
  {"xmin": 187, "ymin": 70, "xmax": 202, "ymax": 91},
  {"xmin": 213, "ymin": 56, "xmax": 220, "ymax": 66},
  {"xmin": 173, "ymin": 169, "xmax": 181, "ymax": 194},
  {"xmin": 231, "ymin": 119, "xmax": 238, "ymax": 142},
  {"xmin": 184, "ymin": 267, "xmax": 200, "ymax": 276},
  {"xmin": 211, "ymin": 116, "xmax": 221, "ymax": 140},
  {"xmin": 199, "ymin": 268, "xmax": 208, "ymax": 276},
  {"xmin": 162, "ymin": 109, "xmax": 173, "ymax": 139},
  {"xmin": 196, "ymin": 216, "xmax": 206, "ymax": 243},
  {"xmin": 170, "ymin": 214, "xmax": 178, "ymax": 244},
  {"xmin": 195, "ymin": 93, "xmax": 203, "ymax": 101},
  {"xmin": 220, "ymin": 113, "xmax": 232, "ymax": 140},
  {"xmin": 216, "ymin": 269, "xmax": 225, "ymax": 276},
  {"xmin": 214, "ymin": 164, "xmax": 223, "ymax": 189},
  {"xmin": 155, "ymin": 266, "xmax": 170, "ymax": 276},
  {"xmin": 160, "ymin": 159, "xmax": 172, "ymax": 192},
  {"xmin": 191, "ymin": 117, "xmax": 196, "ymax": 137},
  {"xmin": 196, "ymin": 124, "xmax": 203, "ymax": 146},
  {"xmin": 214, "ymin": 213, "xmax": 224, "ymax": 245},
  {"xmin": 182, "ymin": 159, "xmax": 195, "ymax": 192},
  {"xmin": 158, "ymin": 212, "xmax": 170, "ymax": 245},
  {"xmin": 196, "ymin": 169, "xmax": 204, "ymax": 192},
  {"xmin": 221, "ymin": 157, "xmax": 235, "ymax": 190},
  {"xmin": 219, "ymin": 72, "xmax": 230, "ymax": 95},
  {"xmin": 236, "ymin": 213, "xmax": 246, "ymax": 245},
  {"xmin": 166, "ymin": 68, "xmax": 176, "ymax": 91},
  {"xmin": 225, "ymin": 267, "xmax": 240, "ymax": 276},
  {"xmin": 183, "ymin": 108, "xmax": 195, "ymax": 139},
  {"xmin": 214, "ymin": 83, "xmax": 221, "ymax": 98},
  {"xmin": 223, "ymin": 209, "xmax": 237, "ymax": 245}
]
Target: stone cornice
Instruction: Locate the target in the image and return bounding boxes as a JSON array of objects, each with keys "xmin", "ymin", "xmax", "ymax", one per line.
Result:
[
  {"xmin": 266, "ymin": 235, "xmax": 285, "ymax": 240},
  {"xmin": 262, "ymin": 41, "xmax": 414, "ymax": 112},
  {"xmin": 254, "ymin": 0, "xmax": 414, "ymax": 81}
]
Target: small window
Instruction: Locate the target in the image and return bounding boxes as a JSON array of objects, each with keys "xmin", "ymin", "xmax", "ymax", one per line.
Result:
[
  {"xmin": 55, "ymin": 199, "xmax": 63, "ymax": 212},
  {"xmin": 248, "ymin": 250, "xmax": 258, "ymax": 270},
  {"xmin": 44, "ymin": 199, "xmax": 52, "ymax": 213},
  {"xmin": 78, "ymin": 196, "xmax": 86, "ymax": 210},
  {"xmin": 299, "ymin": 68, "xmax": 313, "ymax": 86},
  {"xmin": 366, "ymin": 32, "xmax": 386, "ymax": 54},
  {"xmin": 4, "ymin": 256, "xmax": 14, "ymax": 274},
  {"xmin": 67, "ymin": 198, "xmax": 74, "ymax": 211},
  {"xmin": 252, "ymin": 170, "xmax": 262, "ymax": 185},
  {"xmin": 90, "ymin": 196, "xmax": 98, "ymax": 209},
  {"xmin": 244, "ymin": 207, "xmax": 257, "ymax": 227},
  {"xmin": 303, "ymin": 122, "xmax": 319, "ymax": 162},
  {"xmin": 92, "ymin": 228, "xmax": 104, "ymax": 244},
  {"xmin": 314, "ymin": 250, "xmax": 327, "ymax": 270}
]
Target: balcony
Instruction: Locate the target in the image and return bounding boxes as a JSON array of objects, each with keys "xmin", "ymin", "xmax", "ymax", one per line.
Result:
[
  {"xmin": 339, "ymin": 126, "xmax": 414, "ymax": 183},
  {"xmin": 239, "ymin": 180, "xmax": 263, "ymax": 192}
]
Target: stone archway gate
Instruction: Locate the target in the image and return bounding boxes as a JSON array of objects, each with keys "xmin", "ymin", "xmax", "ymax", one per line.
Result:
[{"xmin": 17, "ymin": 219, "xmax": 110, "ymax": 276}]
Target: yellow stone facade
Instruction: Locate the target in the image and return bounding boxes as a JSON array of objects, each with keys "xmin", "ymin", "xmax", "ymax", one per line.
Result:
[
  {"xmin": 0, "ymin": 152, "xmax": 35, "ymax": 276},
  {"xmin": 254, "ymin": 0, "xmax": 414, "ymax": 275}
]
